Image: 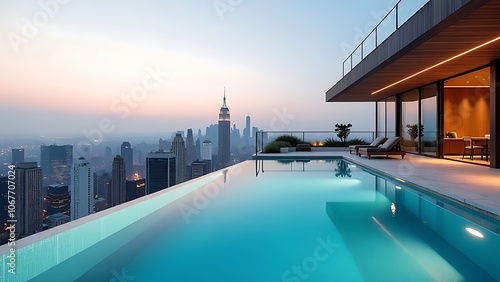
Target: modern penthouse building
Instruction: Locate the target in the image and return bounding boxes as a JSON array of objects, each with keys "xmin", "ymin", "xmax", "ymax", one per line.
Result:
[{"xmin": 327, "ymin": 0, "xmax": 500, "ymax": 168}]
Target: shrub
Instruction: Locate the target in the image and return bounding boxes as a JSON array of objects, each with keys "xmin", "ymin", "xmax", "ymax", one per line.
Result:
[
  {"xmin": 263, "ymin": 141, "xmax": 291, "ymax": 153},
  {"xmin": 323, "ymin": 137, "xmax": 369, "ymax": 147},
  {"xmin": 274, "ymin": 135, "xmax": 302, "ymax": 147},
  {"xmin": 323, "ymin": 137, "xmax": 343, "ymax": 147},
  {"xmin": 347, "ymin": 138, "xmax": 369, "ymax": 145}
]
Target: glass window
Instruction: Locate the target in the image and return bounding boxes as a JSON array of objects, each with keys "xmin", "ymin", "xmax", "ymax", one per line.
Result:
[
  {"xmin": 421, "ymin": 84, "xmax": 437, "ymax": 156},
  {"xmin": 386, "ymin": 96, "xmax": 396, "ymax": 137},
  {"xmin": 401, "ymin": 90, "xmax": 419, "ymax": 152},
  {"xmin": 377, "ymin": 100, "xmax": 386, "ymax": 138}
]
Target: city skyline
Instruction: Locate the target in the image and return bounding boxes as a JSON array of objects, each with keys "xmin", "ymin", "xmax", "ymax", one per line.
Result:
[{"xmin": 0, "ymin": 0, "xmax": 417, "ymax": 138}]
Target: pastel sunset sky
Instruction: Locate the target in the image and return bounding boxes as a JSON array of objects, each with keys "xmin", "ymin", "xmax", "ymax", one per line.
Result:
[{"xmin": 0, "ymin": 0, "xmax": 427, "ymax": 138}]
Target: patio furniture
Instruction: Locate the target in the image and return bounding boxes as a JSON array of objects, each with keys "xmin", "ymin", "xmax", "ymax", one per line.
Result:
[
  {"xmin": 348, "ymin": 137, "xmax": 387, "ymax": 155},
  {"xmin": 296, "ymin": 143, "xmax": 311, "ymax": 151},
  {"xmin": 357, "ymin": 137, "xmax": 406, "ymax": 159}
]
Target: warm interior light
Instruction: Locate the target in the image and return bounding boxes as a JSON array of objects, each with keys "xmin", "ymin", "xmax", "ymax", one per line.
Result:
[
  {"xmin": 372, "ymin": 36, "xmax": 500, "ymax": 95},
  {"xmin": 465, "ymin": 227, "xmax": 484, "ymax": 238}
]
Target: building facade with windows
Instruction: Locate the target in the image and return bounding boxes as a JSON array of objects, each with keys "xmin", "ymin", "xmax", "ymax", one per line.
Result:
[{"xmin": 327, "ymin": 0, "xmax": 500, "ymax": 168}]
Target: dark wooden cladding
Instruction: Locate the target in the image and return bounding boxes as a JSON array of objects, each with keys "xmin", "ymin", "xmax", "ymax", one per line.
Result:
[{"xmin": 326, "ymin": 0, "xmax": 500, "ymax": 102}]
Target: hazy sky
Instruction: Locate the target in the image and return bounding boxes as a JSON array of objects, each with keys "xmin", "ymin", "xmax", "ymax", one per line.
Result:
[{"xmin": 1, "ymin": 0, "xmax": 416, "ymax": 138}]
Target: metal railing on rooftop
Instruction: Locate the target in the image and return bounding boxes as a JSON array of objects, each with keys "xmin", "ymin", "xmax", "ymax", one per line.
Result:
[{"xmin": 342, "ymin": 0, "xmax": 430, "ymax": 76}]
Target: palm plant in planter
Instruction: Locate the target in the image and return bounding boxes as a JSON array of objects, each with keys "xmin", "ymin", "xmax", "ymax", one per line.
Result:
[{"xmin": 334, "ymin": 123, "xmax": 352, "ymax": 144}]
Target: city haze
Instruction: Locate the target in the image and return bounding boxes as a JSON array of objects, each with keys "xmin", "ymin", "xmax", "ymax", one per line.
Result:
[{"xmin": 0, "ymin": 0, "xmax": 405, "ymax": 137}]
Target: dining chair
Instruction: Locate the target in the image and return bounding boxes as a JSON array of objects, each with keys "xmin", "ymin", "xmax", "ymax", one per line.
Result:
[{"xmin": 462, "ymin": 137, "xmax": 484, "ymax": 160}]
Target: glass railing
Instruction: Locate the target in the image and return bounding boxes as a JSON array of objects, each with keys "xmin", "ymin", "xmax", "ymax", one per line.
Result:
[
  {"xmin": 254, "ymin": 130, "xmax": 376, "ymax": 155},
  {"xmin": 342, "ymin": 0, "xmax": 430, "ymax": 76}
]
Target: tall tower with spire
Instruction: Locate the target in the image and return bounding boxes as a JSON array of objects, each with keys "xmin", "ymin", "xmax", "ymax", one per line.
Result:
[{"xmin": 218, "ymin": 89, "xmax": 231, "ymax": 169}]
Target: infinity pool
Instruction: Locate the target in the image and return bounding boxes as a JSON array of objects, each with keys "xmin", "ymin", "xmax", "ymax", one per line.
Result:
[{"xmin": 3, "ymin": 159, "xmax": 500, "ymax": 281}]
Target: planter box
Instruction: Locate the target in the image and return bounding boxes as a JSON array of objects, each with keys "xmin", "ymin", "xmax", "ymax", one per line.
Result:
[{"xmin": 280, "ymin": 147, "xmax": 289, "ymax": 153}]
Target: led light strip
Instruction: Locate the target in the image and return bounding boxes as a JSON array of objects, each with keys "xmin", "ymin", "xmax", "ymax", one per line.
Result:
[{"xmin": 372, "ymin": 36, "xmax": 500, "ymax": 95}]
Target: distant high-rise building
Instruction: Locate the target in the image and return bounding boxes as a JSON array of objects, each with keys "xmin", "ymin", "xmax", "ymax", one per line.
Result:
[
  {"xmin": 186, "ymin": 129, "xmax": 196, "ymax": 164},
  {"xmin": 189, "ymin": 160, "xmax": 212, "ymax": 179},
  {"xmin": 205, "ymin": 124, "xmax": 219, "ymax": 151},
  {"xmin": 171, "ymin": 133, "xmax": 186, "ymax": 184},
  {"xmin": 104, "ymin": 146, "xmax": 112, "ymax": 160},
  {"xmin": 252, "ymin": 127, "xmax": 259, "ymax": 139},
  {"xmin": 159, "ymin": 138, "xmax": 170, "ymax": 151},
  {"xmin": 126, "ymin": 177, "xmax": 146, "ymax": 201},
  {"xmin": 110, "ymin": 155, "xmax": 126, "ymax": 207},
  {"xmin": 15, "ymin": 162, "xmax": 43, "ymax": 237},
  {"xmin": 146, "ymin": 151, "xmax": 176, "ymax": 194},
  {"xmin": 195, "ymin": 138, "xmax": 201, "ymax": 161},
  {"xmin": 71, "ymin": 157, "xmax": 94, "ymax": 221},
  {"xmin": 244, "ymin": 115, "xmax": 251, "ymax": 139},
  {"xmin": 218, "ymin": 91, "xmax": 231, "ymax": 169},
  {"xmin": 47, "ymin": 212, "xmax": 70, "ymax": 228},
  {"xmin": 202, "ymin": 140, "xmax": 212, "ymax": 161},
  {"xmin": 94, "ymin": 171, "xmax": 111, "ymax": 200},
  {"xmin": 93, "ymin": 198, "xmax": 108, "ymax": 213},
  {"xmin": 40, "ymin": 144, "xmax": 73, "ymax": 190},
  {"xmin": 45, "ymin": 184, "xmax": 70, "ymax": 216},
  {"xmin": 121, "ymin": 142, "xmax": 133, "ymax": 179},
  {"xmin": 11, "ymin": 148, "xmax": 25, "ymax": 165}
]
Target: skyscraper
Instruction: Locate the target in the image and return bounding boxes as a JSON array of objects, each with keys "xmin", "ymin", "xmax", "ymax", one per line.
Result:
[
  {"xmin": 71, "ymin": 157, "xmax": 94, "ymax": 221},
  {"xmin": 189, "ymin": 160, "xmax": 212, "ymax": 179},
  {"xmin": 243, "ymin": 114, "xmax": 251, "ymax": 139},
  {"xmin": 171, "ymin": 133, "xmax": 186, "ymax": 184},
  {"xmin": 110, "ymin": 155, "xmax": 126, "ymax": 207},
  {"xmin": 11, "ymin": 148, "xmax": 25, "ymax": 165},
  {"xmin": 45, "ymin": 185, "xmax": 70, "ymax": 216},
  {"xmin": 202, "ymin": 140, "xmax": 212, "ymax": 161},
  {"xmin": 15, "ymin": 162, "xmax": 43, "ymax": 237},
  {"xmin": 146, "ymin": 151, "xmax": 176, "ymax": 194},
  {"xmin": 126, "ymin": 177, "xmax": 146, "ymax": 202},
  {"xmin": 186, "ymin": 128, "xmax": 196, "ymax": 164},
  {"xmin": 218, "ymin": 91, "xmax": 231, "ymax": 169},
  {"xmin": 40, "ymin": 144, "xmax": 73, "ymax": 189},
  {"xmin": 121, "ymin": 142, "xmax": 133, "ymax": 179}
]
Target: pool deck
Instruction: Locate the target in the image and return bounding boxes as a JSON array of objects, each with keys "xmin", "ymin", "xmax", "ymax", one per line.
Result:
[{"xmin": 254, "ymin": 150, "xmax": 500, "ymax": 218}]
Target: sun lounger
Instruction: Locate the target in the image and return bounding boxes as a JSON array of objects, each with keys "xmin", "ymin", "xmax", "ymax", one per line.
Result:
[
  {"xmin": 348, "ymin": 137, "xmax": 387, "ymax": 155},
  {"xmin": 357, "ymin": 137, "xmax": 406, "ymax": 159}
]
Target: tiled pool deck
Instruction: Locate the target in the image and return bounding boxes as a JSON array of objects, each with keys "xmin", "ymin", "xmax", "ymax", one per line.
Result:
[{"xmin": 255, "ymin": 150, "xmax": 500, "ymax": 219}]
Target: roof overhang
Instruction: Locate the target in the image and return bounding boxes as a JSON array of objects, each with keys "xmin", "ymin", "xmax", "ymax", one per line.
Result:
[{"xmin": 326, "ymin": 0, "xmax": 500, "ymax": 102}]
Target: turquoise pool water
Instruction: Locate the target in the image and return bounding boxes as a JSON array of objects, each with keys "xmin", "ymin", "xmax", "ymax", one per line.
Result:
[{"xmin": 22, "ymin": 160, "xmax": 500, "ymax": 281}]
